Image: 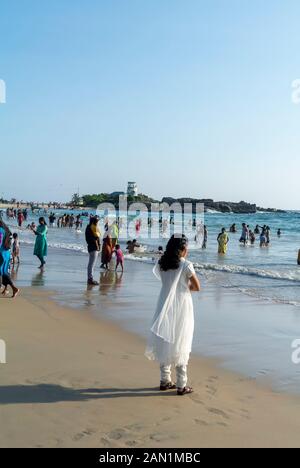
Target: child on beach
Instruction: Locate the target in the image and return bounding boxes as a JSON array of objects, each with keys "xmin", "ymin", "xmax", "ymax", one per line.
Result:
[
  {"xmin": 114, "ymin": 244, "xmax": 124, "ymax": 272},
  {"xmin": 145, "ymin": 234, "xmax": 200, "ymax": 396},
  {"xmin": 12, "ymin": 233, "xmax": 20, "ymax": 265}
]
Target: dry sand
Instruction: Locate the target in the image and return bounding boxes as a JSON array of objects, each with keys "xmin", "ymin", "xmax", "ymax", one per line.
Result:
[{"xmin": 1, "ymin": 288, "xmax": 300, "ymax": 448}]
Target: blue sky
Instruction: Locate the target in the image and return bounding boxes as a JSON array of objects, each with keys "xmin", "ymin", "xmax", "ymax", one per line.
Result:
[{"xmin": 0, "ymin": 0, "xmax": 300, "ymax": 209}]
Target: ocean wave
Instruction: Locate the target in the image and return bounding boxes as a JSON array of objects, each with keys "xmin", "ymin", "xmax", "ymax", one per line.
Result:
[
  {"xmin": 193, "ymin": 262, "xmax": 300, "ymax": 282},
  {"xmin": 124, "ymin": 254, "xmax": 156, "ymax": 264},
  {"xmin": 20, "ymin": 238, "xmax": 300, "ymax": 283},
  {"xmin": 221, "ymin": 284, "xmax": 300, "ymax": 307},
  {"xmin": 20, "ymin": 239, "xmax": 88, "ymax": 254}
]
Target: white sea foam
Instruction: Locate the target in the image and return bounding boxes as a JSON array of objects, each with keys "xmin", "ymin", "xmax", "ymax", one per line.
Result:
[
  {"xmin": 193, "ymin": 262, "xmax": 300, "ymax": 282},
  {"xmin": 124, "ymin": 254, "xmax": 155, "ymax": 264},
  {"xmin": 20, "ymin": 238, "xmax": 300, "ymax": 283},
  {"xmin": 235, "ymin": 287, "xmax": 300, "ymax": 307},
  {"xmin": 21, "ymin": 239, "xmax": 88, "ymax": 254}
]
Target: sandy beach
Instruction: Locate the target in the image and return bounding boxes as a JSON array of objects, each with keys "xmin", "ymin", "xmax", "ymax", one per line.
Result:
[
  {"xmin": 1, "ymin": 282, "xmax": 300, "ymax": 448},
  {"xmin": 2, "ymin": 0, "xmax": 300, "ymax": 451}
]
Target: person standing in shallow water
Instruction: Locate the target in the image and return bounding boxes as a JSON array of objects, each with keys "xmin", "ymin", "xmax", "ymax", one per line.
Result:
[
  {"xmin": 100, "ymin": 235, "xmax": 113, "ymax": 270},
  {"xmin": 218, "ymin": 228, "xmax": 229, "ymax": 254},
  {"xmin": 85, "ymin": 216, "xmax": 101, "ymax": 286},
  {"xmin": 31, "ymin": 217, "xmax": 48, "ymax": 269},
  {"xmin": 0, "ymin": 219, "xmax": 19, "ymax": 298},
  {"xmin": 145, "ymin": 235, "xmax": 200, "ymax": 396}
]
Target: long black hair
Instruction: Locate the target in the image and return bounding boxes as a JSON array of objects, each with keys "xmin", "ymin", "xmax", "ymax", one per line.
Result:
[
  {"xmin": 89, "ymin": 216, "xmax": 99, "ymax": 226},
  {"xmin": 159, "ymin": 234, "xmax": 188, "ymax": 271},
  {"xmin": 39, "ymin": 217, "xmax": 47, "ymax": 225}
]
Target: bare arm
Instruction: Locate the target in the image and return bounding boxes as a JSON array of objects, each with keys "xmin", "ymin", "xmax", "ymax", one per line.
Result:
[{"xmin": 189, "ymin": 273, "xmax": 201, "ymax": 292}]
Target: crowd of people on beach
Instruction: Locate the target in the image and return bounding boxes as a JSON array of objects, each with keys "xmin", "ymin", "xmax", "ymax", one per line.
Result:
[
  {"xmin": 1, "ymin": 208, "xmax": 298, "ymax": 396},
  {"xmin": 0, "ymin": 204, "xmax": 295, "ymax": 301},
  {"xmin": 1, "ymin": 212, "xmax": 201, "ymax": 395}
]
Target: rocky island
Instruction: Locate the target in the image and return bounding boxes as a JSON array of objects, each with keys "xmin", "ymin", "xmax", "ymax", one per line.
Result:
[{"xmin": 78, "ymin": 194, "xmax": 286, "ymax": 214}]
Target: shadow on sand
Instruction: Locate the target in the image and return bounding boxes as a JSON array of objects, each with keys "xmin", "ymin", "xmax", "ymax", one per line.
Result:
[{"xmin": 0, "ymin": 384, "xmax": 178, "ymax": 405}]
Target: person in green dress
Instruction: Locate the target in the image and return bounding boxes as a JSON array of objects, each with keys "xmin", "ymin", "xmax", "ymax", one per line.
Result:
[{"xmin": 31, "ymin": 217, "xmax": 48, "ymax": 269}]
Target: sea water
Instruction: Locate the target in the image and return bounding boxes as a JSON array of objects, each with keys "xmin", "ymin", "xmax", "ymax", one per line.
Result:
[{"xmin": 7, "ymin": 209, "xmax": 300, "ymax": 307}]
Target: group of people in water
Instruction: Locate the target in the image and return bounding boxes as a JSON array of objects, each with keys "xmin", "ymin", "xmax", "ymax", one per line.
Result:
[
  {"xmin": 216, "ymin": 223, "xmax": 282, "ymax": 255},
  {"xmin": 5, "ymin": 207, "xmax": 28, "ymax": 228},
  {"xmin": 48, "ymin": 212, "xmax": 83, "ymax": 230}
]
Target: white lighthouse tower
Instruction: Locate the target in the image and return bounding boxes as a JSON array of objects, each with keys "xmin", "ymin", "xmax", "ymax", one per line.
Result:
[{"xmin": 127, "ymin": 182, "xmax": 138, "ymax": 197}]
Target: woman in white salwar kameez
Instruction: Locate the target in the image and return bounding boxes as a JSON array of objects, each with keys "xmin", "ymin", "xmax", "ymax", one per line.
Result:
[{"xmin": 145, "ymin": 234, "xmax": 200, "ymax": 396}]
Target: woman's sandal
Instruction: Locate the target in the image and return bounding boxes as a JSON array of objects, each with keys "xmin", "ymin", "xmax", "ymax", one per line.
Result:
[
  {"xmin": 177, "ymin": 386, "xmax": 193, "ymax": 396},
  {"xmin": 160, "ymin": 381, "xmax": 177, "ymax": 391}
]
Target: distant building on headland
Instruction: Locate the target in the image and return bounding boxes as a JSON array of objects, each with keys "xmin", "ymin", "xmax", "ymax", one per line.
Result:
[{"xmin": 127, "ymin": 182, "xmax": 138, "ymax": 197}]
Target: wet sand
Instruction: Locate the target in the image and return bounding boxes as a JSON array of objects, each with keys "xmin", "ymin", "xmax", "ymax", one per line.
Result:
[
  {"xmin": 8, "ymin": 244, "xmax": 300, "ymax": 393},
  {"xmin": 1, "ymin": 284, "xmax": 300, "ymax": 447}
]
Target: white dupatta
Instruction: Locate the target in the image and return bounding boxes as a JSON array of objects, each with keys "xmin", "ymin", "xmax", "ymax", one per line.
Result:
[{"xmin": 150, "ymin": 261, "xmax": 186, "ymax": 344}]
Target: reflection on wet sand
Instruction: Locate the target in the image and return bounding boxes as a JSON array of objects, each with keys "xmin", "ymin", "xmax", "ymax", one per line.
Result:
[
  {"xmin": 31, "ymin": 271, "xmax": 45, "ymax": 287},
  {"xmin": 99, "ymin": 270, "xmax": 123, "ymax": 296},
  {"xmin": 83, "ymin": 270, "xmax": 124, "ymax": 307},
  {"xmin": 11, "ymin": 264, "xmax": 20, "ymax": 282}
]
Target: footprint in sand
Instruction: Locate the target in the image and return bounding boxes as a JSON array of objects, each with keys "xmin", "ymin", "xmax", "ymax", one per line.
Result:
[
  {"xmin": 194, "ymin": 418, "xmax": 209, "ymax": 426},
  {"xmin": 102, "ymin": 427, "xmax": 143, "ymax": 447},
  {"xmin": 125, "ymin": 440, "xmax": 138, "ymax": 447},
  {"xmin": 100, "ymin": 437, "xmax": 112, "ymax": 447},
  {"xmin": 207, "ymin": 376, "xmax": 219, "ymax": 382},
  {"xmin": 149, "ymin": 433, "xmax": 178, "ymax": 443},
  {"xmin": 161, "ymin": 416, "xmax": 172, "ymax": 422},
  {"xmin": 73, "ymin": 428, "xmax": 96, "ymax": 441},
  {"xmin": 125, "ymin": 423, "xmax": 145, "ymax": 431},
  {"xmin": 239, "ymin": 408, "xmax": 251, "ymax": 419},
  {"xmin": 191, "ymin": 396, "xmax": 204, "ymax": 405},
  {"xmin": 216, "ymin": 422, "xmax": 228, "ymax": 427},
  {"xmin": 206, "ymin": 385, "xmax": 217, "ymax": 396},
  {"xmin": 207, "ymin": 407, "xmax": 230, "ymax": 420},
  {"xmin": 107, "ymin": 428, "xmax": 127, "ymax": 440}
]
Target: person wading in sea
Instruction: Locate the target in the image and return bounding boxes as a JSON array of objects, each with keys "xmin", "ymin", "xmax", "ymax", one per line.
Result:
[
  {"xmin": 0, "ymin": 219, "xmax": 19, "ymax": 298},
  {"xmin": 31, "ymin": 217, "xmax": 48, "ymax": 269},
  {"xmin": 85, "ymin": 216, "xmax": 101, "ymax": 286}
]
